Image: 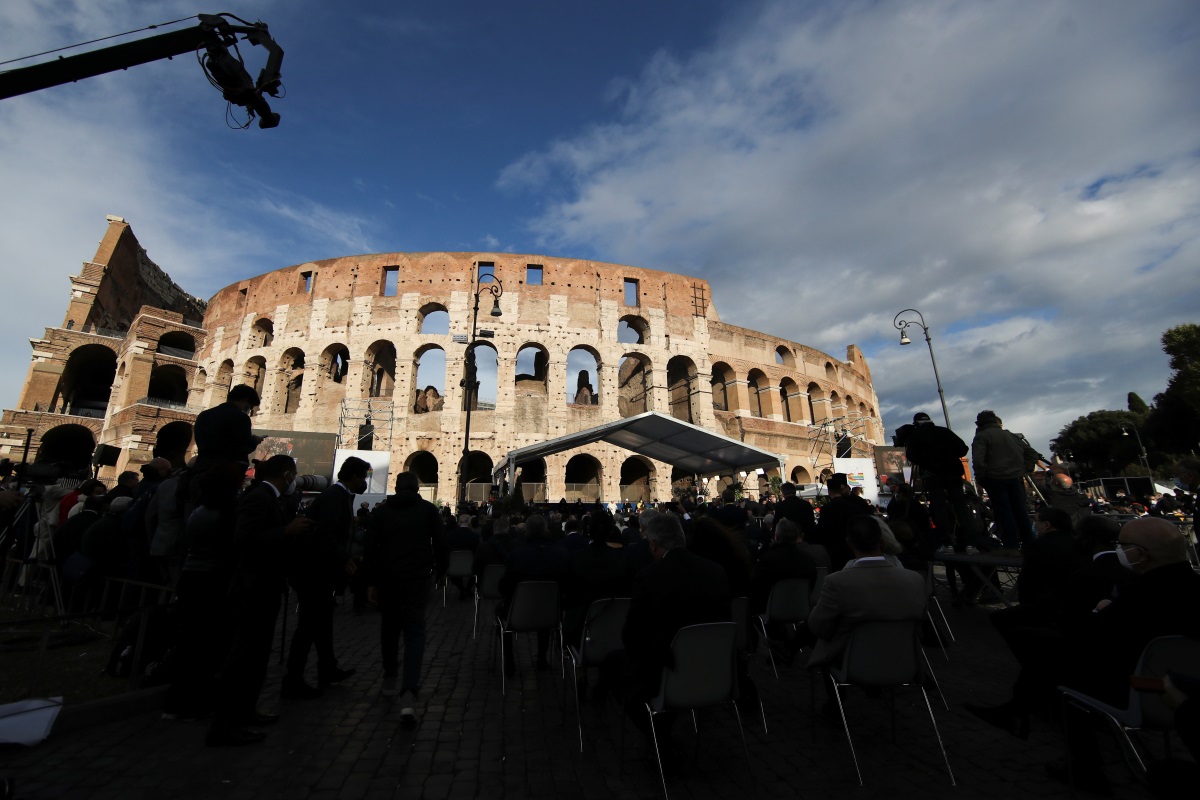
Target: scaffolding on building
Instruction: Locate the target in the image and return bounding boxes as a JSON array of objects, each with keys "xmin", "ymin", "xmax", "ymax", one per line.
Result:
[{"xmin": 338, "ymin": 397, "xmax": 395, "ymax": 451}]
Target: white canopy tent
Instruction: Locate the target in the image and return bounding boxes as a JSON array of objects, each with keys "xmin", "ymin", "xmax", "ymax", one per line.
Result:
[{"xmin": 492, "ymin": 411, "xmax": 786, "ymax": 492}]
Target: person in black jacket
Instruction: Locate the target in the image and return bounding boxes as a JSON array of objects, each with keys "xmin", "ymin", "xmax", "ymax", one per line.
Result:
[
  {"xmin": 775, "ymin": 482, "xmax": 816, "ymax": 540},
  {"xmin": 363, "ymin": 471, "xmax": 444, "ymax": 722},
  {"xmin": 193, "ymin": 385, "xmax": 264, "ymax": 470},
  {"xmin": 281, "ymin": 456, "xmax": 369, "ymax": 698},
  {"xmin": 900, "ymin": 412, "xmax": 974, "ymax": 549},
  {"xmin": 207, "ymin": 455, "xmax": 312, "ymax": 747},
  {"xmin": 810, "ymin": 473, "xmax": 870, "ymax": 571},
  {"xmin": 498, "ymin": 513, "xmax": 569, "ymax": 674}
]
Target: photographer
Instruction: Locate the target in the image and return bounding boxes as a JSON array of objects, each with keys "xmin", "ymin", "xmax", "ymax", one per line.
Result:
[{"xmin": 897, "ymin": 412, "xmax": 975, "ymax": 550}]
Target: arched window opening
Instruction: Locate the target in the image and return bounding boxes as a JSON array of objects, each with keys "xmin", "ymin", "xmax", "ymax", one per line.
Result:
[
  {"xmin": 364, "ymin": 341, "xmax": 397, "ymax": 398},
  {"xmin": 565, "ymin": 454, "xmax": 602, "ymax": 502},
  {"xmin": 617, "ymin": 315, "xmax": 649, "ymax": 345},
  {"xmin": 419, "ymin": 304, "xmax": 449, "ymax": 335},
  {"xmin": 154, "ymin": 420, "xmax": 194, "ymax": 465},
  {"xmin": 36, "ymin": 424, "xmax": 95, "ymax": 468},
  {"xmin": 147, "ymin": 364, "xmax": 189, "ymax": 405},
  {"xmin": 666, "ymin": 356, "xmax": 697, "ymax": 424},
  {"xmin": 251, "ymin": 318, "xmax": 274, "ymax": 348},
  {"xmin": 405, "ymin": 451, "xmax": 439, "ymax": 488},
  {"xmin": 780, "ymin": 378, "xmax": 800, "ymax": 423},
  {"xmin": 775, "ymin": 346, "xmax": 795, "ymax": 368},
  {"xmin": 515, "ymin": 344, "xmax": 549, "ymax": 394},
  {"xmin": 217, "ymin": 359, "xmax": 235, "ymax": 394},
  {"xmin": 807, "ymin": 382, "xmax": 825, "ymax": 422},
  {"xmin": 279, "ymin": 349, "xmax": 305, "ymax": 414},
  {"xmin": 316, "ymin": 344, "xmax": 351, "ymax": 408},
  {"xmin": 157, "ymin": 331, "xmax": 197, "ymax": 358},
  {"xmin": 791, "ymin": 466, "xmax": 813, "ymax": 486},
  {"xmin": 52, "ymin": 344, "xmax": 117, "ymax": 417},
  {"xmin": 567, "ymin": 347, "xmax": 600, "ymax": 406},
  {"xmin": 515, "ymin": 457, "xmax": 547, "ymax": 504},
  {"xmin": 710, "ymin": 362, "xmax": 736, "ymax": 413},
  {"xmin": 412, "ymin": 346, "xmax": 445, "ymax": 413},
  {"xmin": 825, "ymin": 361, "xmax": 837, "ymax": 383},
  {"xmin": 620, "ymin": 457, "xmax": 654, "ymax": 503},
  {"xmin": 460, "ymin": 451, "xmax": 494, "ymax": 503},
  {"xmin": 617, "ymin": 353, "xmax": 651, "ymax": 418},
  {"xmin": 465, "ymin": 342, "xmax": 498, "ymax": 411},
  {"xmin": 747, "ymin": 370, "xmax": 768, "ymax": 418}
]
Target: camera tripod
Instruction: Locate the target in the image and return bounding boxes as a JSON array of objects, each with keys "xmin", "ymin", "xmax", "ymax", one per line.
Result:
[{"xmin": 0, "ymin": 487, "xmax": 66, "ymax": 617}]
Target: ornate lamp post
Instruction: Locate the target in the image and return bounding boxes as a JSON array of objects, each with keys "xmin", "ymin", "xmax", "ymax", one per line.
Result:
[
  {"xmin": 894, "ymin": 308, "xmax": 952, "ymax": 431},
  {"xmin": 458, "ymin": 278, "xmax": 503, "ymax": 508},
  {"xmin": 1120, "ymin": 424, "xmax": 1151, "ymax": 473}
]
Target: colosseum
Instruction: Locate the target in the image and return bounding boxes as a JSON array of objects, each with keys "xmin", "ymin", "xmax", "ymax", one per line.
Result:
[{"xmin": 1, "ymin": 216, "xmax": 884, "ymax": 503}]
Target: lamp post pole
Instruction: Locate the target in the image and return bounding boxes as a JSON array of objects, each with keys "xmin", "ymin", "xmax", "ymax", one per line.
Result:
[
  {"xmin": 894, "ymin": 308, "xmax": 952, "ymax": 431},
  {"xmin": 459, "ymin": 277, "xmax": 503, "ymax": 509}
]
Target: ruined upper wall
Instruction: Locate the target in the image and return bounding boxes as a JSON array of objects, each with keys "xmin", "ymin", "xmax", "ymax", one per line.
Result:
[
  {"xmin": 201, "ymin": 252, "xmax": 717, "ymax": 343},
  {"xmin": 63, "ymin": 217, "xmax": 205, "ymax": 333}
]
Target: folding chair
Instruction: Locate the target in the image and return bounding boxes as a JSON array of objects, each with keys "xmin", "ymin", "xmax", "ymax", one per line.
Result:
[
  {"xmin": 1059, "ymin": 636, "xmax": 1200, "ymax": 784},
  {"xmin": 565, "ymin": 597, "xmax": 631, "ymax": 750},
  {"xmin": 473, "ymin": 562, "xmax": 506, "ymax": 638},
  {"xmin": 755, "ymin": 577, "xmax": 811, "ymax": 679},
  {"xmin": 731, "ymin": 596, "xmax": 768, "ymax": 733},
  {"xmin": 496, "ymin": 580, "xmax": 561, "ymax": 695},
  {"xmin": 827, "ymin": 619, "xmax": 955, "ymax": 785},
  {"xmin": 443, "ymin": 549, "xmax": 474, "ymax": 606},
  {"xmin": 924, "ymin": 563, "xmax": 954, "ymax": 661},
  {"xmin": 643, "ymin": 622, "xmax": 755, "ymax": 800}
]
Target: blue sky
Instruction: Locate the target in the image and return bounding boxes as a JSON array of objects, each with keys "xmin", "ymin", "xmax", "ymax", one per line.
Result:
[{"xmin": 1, "ymin": 0, "xmax": 1198, "ymax": 456}]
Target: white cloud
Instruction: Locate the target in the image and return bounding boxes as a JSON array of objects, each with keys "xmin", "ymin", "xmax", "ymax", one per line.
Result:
[{"xmin": 499, "ymin": 0, "xmax": 1200, "ymax": 452}]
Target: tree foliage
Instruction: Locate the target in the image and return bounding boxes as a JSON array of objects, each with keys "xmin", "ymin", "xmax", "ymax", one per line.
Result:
[
  {"xmin": 1127, "ymin": 391, "xmax": 1149, "ymax": 415},
  {"xmin": 1050, "ymin": 410, "xmax": 1146, "ymax": 477}
]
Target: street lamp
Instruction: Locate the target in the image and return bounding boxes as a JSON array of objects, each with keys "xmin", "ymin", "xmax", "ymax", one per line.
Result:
[
  {"xmin": 1121, "ymin": 424, "xmax": 1151, "ymax": 473},
  {"xmin": 894, "ymin": 308, "xmax": 952, "ymax": 431},
  {"xmin": 459, "ymin": 277, "xmax": 503, "ymax": 508}
]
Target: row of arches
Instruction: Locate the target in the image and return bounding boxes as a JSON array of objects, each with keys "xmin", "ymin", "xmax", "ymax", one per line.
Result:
[{"xmin": 710, "ymin": 362, "xmax": 876, "ymax": 429}]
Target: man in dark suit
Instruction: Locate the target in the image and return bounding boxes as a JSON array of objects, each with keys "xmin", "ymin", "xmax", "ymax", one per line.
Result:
[
  {"xmin": 193, "ymin": 384, "xmax": 264, "ymax": 471},
  {"xmin": 775, "ymin": 481, "xmax": 816, "ymax": 540},
  {"xmin": 281, "ymin": 457, "xmax": 369, "ymax": 698},
  {"xmin": 621, "ymin": 512, "xmax": 731, "ymax": 740},
  {"xmin": 207, "ymin": 455, "xmax": 312, "ymax": 747},
  {"xmin": 806, "ymin": 515, "xmax": 927, "ymax": 671},
  {"xmin": 750, "ymin": 518, "xmax": 817, "ymax": 617},
  {"xmin": 810, "ymin": 473, "xmax": 871, "ymax": 571},
  {"xmin": 900, "ymin": 412, "xmax": 973, "ymax": 548}
]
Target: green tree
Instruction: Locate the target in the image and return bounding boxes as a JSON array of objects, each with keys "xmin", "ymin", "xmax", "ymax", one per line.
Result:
[
  {"xmin": 1050, "ymin": 410, "xmax": 1146, "ymax": 478},
  {"xmin": 1161, "ymin": 324, "xmax": 1200, "ymax": 412},
  {"xmin": 1127, "ymin": 391, "xmax": 1149, "ymax": 415}
]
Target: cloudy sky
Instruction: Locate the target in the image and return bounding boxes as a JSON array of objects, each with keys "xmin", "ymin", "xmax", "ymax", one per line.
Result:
[{"xmin": 1, "ymin": 0, "xmax": 1197, "ymax": 455}]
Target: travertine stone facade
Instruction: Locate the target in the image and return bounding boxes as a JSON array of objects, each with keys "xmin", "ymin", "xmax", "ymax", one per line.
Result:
[{"xmin": 2, "ymin": 218, "xmax": 883, "ymax": 501}]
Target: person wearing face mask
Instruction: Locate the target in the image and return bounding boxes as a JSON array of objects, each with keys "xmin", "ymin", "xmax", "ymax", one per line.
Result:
[{"xmin": 206, "ymin": 455, "xmax": 314, "ymax": 747}]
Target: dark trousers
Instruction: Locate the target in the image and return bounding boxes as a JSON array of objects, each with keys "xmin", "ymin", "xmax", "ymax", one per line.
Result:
[
  {"xmin": 378, "ymin": 577, "xmax": 431, "ymax": 694},
  {"xmin": 989, "ymin": 605, "xmax": 1061, "ymax": 710},
  {"xmin": 164, "ymin": 569, "xmax": 232, "ymax": 717},
  {"xmin": 922, "ymin": 473, "xmax": 975, "ymax": 549},
  {"xmin": 981, "ymin": 478, "xmax": 1032, "ymax": 549},
  {"xmin": 209, "ymin": 587, "xmax": 281, "ymax": 734},
  {"xmin": 286, "ymin": 584, "xmax": 337, "ymax": 681}
]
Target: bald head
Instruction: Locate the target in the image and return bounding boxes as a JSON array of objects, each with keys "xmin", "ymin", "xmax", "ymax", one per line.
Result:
[{"xmin": 1119, "ymin": 517, "xmax": 1187, "ymax": 573}]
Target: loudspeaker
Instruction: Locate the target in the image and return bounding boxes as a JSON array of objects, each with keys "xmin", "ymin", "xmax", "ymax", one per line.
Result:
[{"xmin": 92, "ymin": 443, "xmax": 121, "ymax": 467}]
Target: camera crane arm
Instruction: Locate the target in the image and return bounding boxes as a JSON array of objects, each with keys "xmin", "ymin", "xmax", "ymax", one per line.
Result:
[{"xmin": 0, "ymin": 13, "xmax": 284, "ymax": 128}]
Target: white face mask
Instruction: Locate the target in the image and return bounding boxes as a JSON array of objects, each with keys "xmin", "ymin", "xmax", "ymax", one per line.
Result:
[
  {"xmin": 1116, "ymin": 546, "xmax": 1141, "ymax": 570},
  {"xmin": 285, "ymin": 476, "xmax": 298, "ymax": 495}
]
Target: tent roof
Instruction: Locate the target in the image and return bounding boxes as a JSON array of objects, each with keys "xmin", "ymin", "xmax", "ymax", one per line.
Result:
[{"xmin": 493, "ymin": 411, "xmax": 785, "ymax": 480}]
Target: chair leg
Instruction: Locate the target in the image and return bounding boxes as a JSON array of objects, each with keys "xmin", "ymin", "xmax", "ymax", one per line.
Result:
[
  {"xmin": 920, "ymin": 687, "xmax": 956, "ymax": 785},
  {"xmin": 472, "ymin": 592, "xmax": 479, "ymax": 638},
  {"xmin": 647, "ymin": 707, "xmax": 670, "ymax": 800},
  {"xmin": 729, "ymin": 700, "xmax": 758, "ymax": 797},
  {"xmin": 570, "ymin": 658, "xmax": 583, "ymax": 752},
  {"xmin": 920, "ymin": 649, "xmax": 949, "ymax": 710},
  {"xmin": 831, "ymin": 678, "xmax": 863, "ymax": 785},
  {"xmin": 756, "ymin": 618, "xmax": 778, "ymax": 679},
  {"xmin": 758, "ymin": 695, "xmax": 768, "ymax": 736},
  {"xmin": 926, "ymin": 610, "xmax": 949, "ymax": 662},
  {"xmin": 500, "ymin": 625, "xmax": 507, "ymax": 696},
  {"xmin": 931, "ymin": 595, "xmax": 955, "ymax": 643}
]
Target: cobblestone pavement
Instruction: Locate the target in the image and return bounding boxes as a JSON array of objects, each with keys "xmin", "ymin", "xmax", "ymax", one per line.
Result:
[{"xmin": 2, "ymin": 580, "xmax": 1158, "ymax": 800}]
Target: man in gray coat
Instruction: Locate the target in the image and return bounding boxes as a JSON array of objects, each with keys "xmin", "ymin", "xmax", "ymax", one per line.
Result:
[
  {"xmin": 806, "ymin": 516, "xmax": 927, "ymax": 670},
  {"xmin": 971, "ymin": 410, "xmax": 1032, "ymax": 549}
]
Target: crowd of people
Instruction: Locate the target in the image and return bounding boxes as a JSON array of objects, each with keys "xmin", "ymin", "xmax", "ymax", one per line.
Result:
[{"xmin": 2, "ymin": 392, "xmax": 1198, "ymax": 797}]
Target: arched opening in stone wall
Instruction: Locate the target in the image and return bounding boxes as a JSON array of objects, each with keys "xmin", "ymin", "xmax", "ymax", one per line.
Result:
[
  {"xmin": 315, "ymin": 344, "xmax": 351, "ymax": 409},
  {"xmin": 251, "ymin": 318, "xmax": 274, "ymax": 348},
  {"xmin": 807, "ymin": 382, "xmax": 825, "ymax": 422},
  {"xmin": 243, "ymin": 356, "xmax": 267, "ymax": 415},
  {"xmin": 157, "ymin": 330, "xmax": 196, "ymax": 358},
  {"xmin": 825, "ymin": 361, "xmax": 837, "ymax": 383},
  {"xmin": 779, "ymin": 377, "xmax": 800, "ymax": 423},
  {"xmin": 279, "ymin": 348, "xmax": 306, "ymax": 415},
  {"xmin": 36, "ymin": 423, "xmax": 95, "ymax": 467},
  {"xmin": 515, "ymin": 457, "xmax": 547, "ymax": 503},
  {"xmin": 419, "ymin": 303, "xmax": 449, "ymax": 335},
  {"xmin": 215, "ymin": 360, "xmax": 234, "ymax": 403},
  {"xmin": 52, "ymin": 344, "xmax": 116, "ymax": 417},
  {"xmin": 465, "ymin": 342, "xmax": 498, "ymax": 411},
  {"xmin": 515, "ymin": 344, "xmax": 549, "ymax": 394},
  {"xmin": 460, "ymin": 451, "xmax": 494, "ymax": 503},
  {"xmin": 567, "ymin": 347, "xmax": 600, "ymax": 406},
  {"xmin": 829, "ymin": 391, "xmax": 841, "ymax": 424},
  {"xmin": 619, "ymin": 456, "xmax": 654, "ymax": 503},
  {"xmin": 670, "ymin": 466, "xmax": 696, "ymax": 502},
  {"xmin": 154, "ymin": 420, "xmax": 194, "ymax": 465},
  {"xmin": 791, "ymin": 465, "xmax": 813, "ymax": 486},
  {"xmin": 564, "ymin": 454, "xmax": 602, "ymax": 502},
  {"xmin": 412, "ymin": 345, "xmax": 445, "ymax": 414},
  {"xmin": 775, "ymin": 345, "xmax": 795, "ymax": 368},
  {"xmin": 147, "ymin": 364, "xmax": 189, "ymax": 405},
  {"xmin": 405, "ymin": 451, "xmax": 439, "ymax": 488},
  {"xmin": 617, "ymin": 315, "xmax": 649, "ymax": 345},
  {"xmin": 617, "ymin": 353, "xmax": 652, "ymax": 418},
  {"xmin": 666, "ymin": 356, "xmax": 697, "ymax": 424},
  {"xmin": 710, "ymin": 362, "xmax": 736, "ymax": 413},
  {"xmin": 189, "ymin": 367, "xmax": 208, "ymax": 407},
  {"xmin": 747, "ymin": 369, "xmax": 768, "ymax": 418},
  {"xmin": 364, "ymin": 340, "xmax": 397, "ymax": 399}
]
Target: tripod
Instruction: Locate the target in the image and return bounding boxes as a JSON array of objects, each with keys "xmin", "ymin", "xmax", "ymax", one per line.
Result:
[{"xmin": 0, "ymin": 487, "xmax": 66, "ymax": 617}]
